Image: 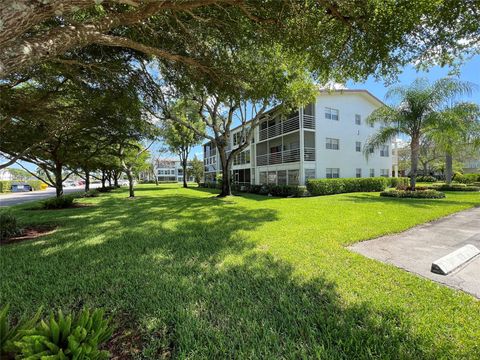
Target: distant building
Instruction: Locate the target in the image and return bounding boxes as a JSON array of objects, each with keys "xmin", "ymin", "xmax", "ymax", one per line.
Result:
[
  {"xmin": 463, "ymin": 159, "xmax": 480, "ymax": 174},
  {"xmin": 0, "ymin": 169, "xmax": 13, "ymax": 181},
  {"xmin": 155, "ymin": 159, "xmax": 195, "ymax": 183}
]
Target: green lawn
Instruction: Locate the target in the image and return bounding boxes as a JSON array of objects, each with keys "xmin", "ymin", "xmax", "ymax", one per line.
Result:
[{"xmin": 1, "ymin": 184, "xmax": 479, "ymax": 359}]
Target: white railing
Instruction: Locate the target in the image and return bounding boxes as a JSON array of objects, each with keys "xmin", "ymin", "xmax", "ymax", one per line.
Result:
[
  {"xmin": 258, "ymin": 115, "xmax": 300, "ymax": 141},
  {"xmin": 256, "ymin": 148, "xmax": 301, "ymax": 166},
  {"xmin": 304, "ymin": 147, "xmax": 315, "ymax": 161},
  {"xmin": 303, "ymin": 114, "xmax": 315, "ymax": 129}
]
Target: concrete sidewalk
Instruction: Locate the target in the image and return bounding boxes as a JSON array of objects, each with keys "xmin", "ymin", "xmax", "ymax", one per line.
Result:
[{"xmin": 349, "ymin": 207, "xmax": 480, "ymax": 298}]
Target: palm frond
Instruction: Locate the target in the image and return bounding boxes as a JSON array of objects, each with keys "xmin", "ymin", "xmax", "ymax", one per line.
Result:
[{"xmin": 363, "ymin": 126, "xmax": 399, "ymax": 160}]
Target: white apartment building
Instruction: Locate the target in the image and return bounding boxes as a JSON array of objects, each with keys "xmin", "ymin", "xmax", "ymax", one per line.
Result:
[
  {"xmin": 203, "ymin": 89, "xmax": 394, "ymax": 186},
  {"xmin": 155, "ymin": 159, "xmax": 195, "ymax": 183}
]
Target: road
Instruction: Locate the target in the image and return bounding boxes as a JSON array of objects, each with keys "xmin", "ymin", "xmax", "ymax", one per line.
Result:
[{"xmin": 0, "ymin": 185, "xmax": 100, "ymax": 207}]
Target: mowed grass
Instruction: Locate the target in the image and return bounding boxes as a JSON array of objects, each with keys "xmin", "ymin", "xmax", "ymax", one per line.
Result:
[{"xmin": 1, "ymin": 184, "xmax": 479, "ymax": 359}]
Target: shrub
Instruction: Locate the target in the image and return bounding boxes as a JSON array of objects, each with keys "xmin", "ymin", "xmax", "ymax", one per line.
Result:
[
  {"xmin": 97, "ymin": 186, "xmax": 115, "ymax": 193},
  {"xmin": 389, "ymin": 177, "xmax": 409, "ymax": 188},
  {"xmin": 0, "ymin": 212, "xmax": 21, "ymax": 241},
  {"xmin": 83, "ymin": 189, "xmax": 100, "ymax": 197},
  {"xmin": 231, "ymin": 183, "xmax": 305, "ymax": 197},
  {"xmin": 306, "ymin": 177, "xmax": 388, "ymax": 196},
  {"xmin": 416, "ymin": 175, "xmax": 437, "ymax": 182},
  {"xmin": 380, "ymin": 189, "xmax": 445, "ymax": 199},
  {"xmin": 432, "ymin": 184, "xmax": 480, "ymax": 192},
  {"xmin": 1, "ymin": 306, "xmax": 113, "ymax": 359},
  {"xmin": 0, "ymin": 180, "xmax": 12, "ymax": 193},
  {"xmin": 454, "ymin": 173, "xmax": 480, "ymax": 184},
  {"xmin": 41, "ymin": 195, "xmax": 75, "ymax": 209}
]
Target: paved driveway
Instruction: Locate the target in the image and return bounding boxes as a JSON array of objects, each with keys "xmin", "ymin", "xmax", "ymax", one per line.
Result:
[
  {"xmin": 0, "ymin": 185, "xmax": 99, "ymax": 207},
  {"xmin": 349, "ymin": 207, "xmax": 480, "ymax": 298}
]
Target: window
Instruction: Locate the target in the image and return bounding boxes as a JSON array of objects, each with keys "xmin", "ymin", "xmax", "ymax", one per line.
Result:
[
  {"xmin": 368, "ymin": 145, "xmax": 374, "ymax": 154},
  {"xmin": 259, "ymin": 171, "xmax": 267, "ymax": 184},
  {"xmin": 325, "ymin": 107, "xmax": 339, "ymax": 121},
  {"xmin": 355, "ymin": 141, "xmax": 361, "ymax": 152},
  {"xmin": 288, "ymin": 170, "xmax": 299, "ymax": 185},
  {"xmin": 356, "ymin": 168, "xmax": 362, "ymax": 178},
  {"xmin": 380, "ymin": 145, "xmax": 389, "ymax": 157},
  {"xmin": 370, "ymin": 168, "xmax": 375, "ymax": 177},
  {"xmin": 380, "ymin": 169, "xmax": 390, "ymax": 177},
  {"xmin": 277, "ymin": 170, "xmax": 287, "ymax": 185},
  {"xmin": 355, "ymin": 114, "xmax": 361, "ymax": 125},
  {"xmin": 305, "ymin": 169, "xmax": 316, "ymax": 182},
  {"xmin": 326, "ymin": 138, "xmax": 340, "ymax": 150},
  {"xmin": 233, "ymin": 132, "xmax": 241, "ymax": 146},
  {"xmin": 326, "ymin": 168, "xmax": 340, "ymax": 178},
  {"xmin": 268, "ymin": 171, "xmax": 277, "ymax": 185}
]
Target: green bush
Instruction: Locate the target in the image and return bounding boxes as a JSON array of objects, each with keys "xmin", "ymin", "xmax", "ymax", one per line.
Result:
[
  {"xmin": 97, "ymin": 186, "xmax": 115, "ymax": 193},
  {"xmin": 389, "ymin": 177, "xmax": 409, "ymax": 188},
  {"xmin": 231, "ymin": 183, "xmax": 304, "ymax": 197},
  {"xmin": 83, "ymin": 189, "xmax": 100, "ymax": 197},
  {"xmin": 416, "ymin": 175, "xmax": 437, "ymax": 182},
  {"xmin": 306, "ymin": 177, "xmax": 388, "ymax": 196},
  {"xmin": 432, "ymin": 184, "xmax": 480, "ymax": 192},
  {"xmin": 454, "ymin": 173, "xmax": 480, "ymax": 184},
  {"xmin": 380, "ymin": 189, "xmax": 445, "ymax": 199},
  {"xmin": 0, "ymin": 212, "xmax": 21, "ymax": 241},
  {"xmin": 41, "ymin": 195, "xmax": 76, "ymax": 209},
  {"xmin": 1, "ymin": 306, "xmax": 113, "ymax": 359},
  {"xmin": 0, "ymin": 180, "xmax": 12, "ymax": 193}
]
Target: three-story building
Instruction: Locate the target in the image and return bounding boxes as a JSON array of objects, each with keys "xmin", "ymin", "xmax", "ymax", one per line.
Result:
[{"xmin": 203, "ymin": 89, "xmax": 394, "ymax": 186}]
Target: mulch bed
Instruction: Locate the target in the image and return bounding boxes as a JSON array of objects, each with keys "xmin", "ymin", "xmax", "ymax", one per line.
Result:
[{"xmin": 1, "ymin": 224, "xmax": 57, "ymax": 245}]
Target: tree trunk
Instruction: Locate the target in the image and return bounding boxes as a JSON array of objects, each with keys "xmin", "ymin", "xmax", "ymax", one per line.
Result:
[
  {"xmin": 84, "ymin": 169, "xmax": 90, "ymax": 192},
  {"xmin": 101, "ymin": 170, "xmax": 106, "ymax": 189},
  {"xmin": 410, "ymin": 135, "xmax": 420, "ymax": 191},
  {"xmin": 107, "ymin": 172, "xmax": 112, "ymax": 187},
  {"xmin": 126, "ymin": 169, "xmax": 135, "ymax": 197},
  {"xmin": 113, "ymin": 170, "xmax": 120, "ymax": 187},
  {"xmin": 445, "ymin": 152, "xmax": 453, "ymax": 185},
  {"xmin": 218, "ymin": 146, "xmax": 232, "ymax": 197},
  {"xmin": 182, "ymin": 158, "xmax": 188, "ymax": 188},
  {"xmin": 54, "ymin": 163, "xmax": 64, "ymax": 197}
]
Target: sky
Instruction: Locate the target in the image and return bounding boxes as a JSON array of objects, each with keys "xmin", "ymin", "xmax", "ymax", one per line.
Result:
[{"xmin": 8, "ymin": 55, "xmax": 480, "ymax": 172}]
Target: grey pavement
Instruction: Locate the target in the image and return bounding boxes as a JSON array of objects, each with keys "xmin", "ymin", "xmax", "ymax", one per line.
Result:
[
  {"xmin": 0, "ymin": 184, "xmax": 100, "ymax": 207},
  {"xmin": 349, "ymin": 207, "xmax": 480, "ymax": 298}
]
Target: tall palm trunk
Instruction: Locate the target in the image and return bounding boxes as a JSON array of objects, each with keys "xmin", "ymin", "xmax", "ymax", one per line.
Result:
[
  {"xmin": 410, "ymin": 135, "xmax": 420, "ymax": 190},
  {"xmin": 445, "ymin": 152, "xmax": 453, "ymax": 185}
]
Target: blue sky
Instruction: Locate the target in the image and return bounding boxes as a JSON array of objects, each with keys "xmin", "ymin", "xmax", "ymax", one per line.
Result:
[{"xmin": 10, "ymin": 55, "xmax": 480, "ymax": 171}]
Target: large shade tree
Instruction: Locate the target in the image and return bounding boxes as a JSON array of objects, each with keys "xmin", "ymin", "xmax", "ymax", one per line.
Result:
[{"xmin": 364, "ymin": 78, "xmax": 476, "ymax": 189}]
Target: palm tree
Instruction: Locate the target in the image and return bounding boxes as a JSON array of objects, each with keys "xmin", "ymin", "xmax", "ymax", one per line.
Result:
[
  {"xmin": 364, "ymin": 78, "xmax": 475, "ymax": 190},
  {"xmin": 427, "ymin": 103, "xmax": 480, "ymax": 184}
]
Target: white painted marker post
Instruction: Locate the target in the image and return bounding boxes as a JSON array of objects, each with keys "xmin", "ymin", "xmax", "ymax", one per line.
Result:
[{"xmin": 431, "ymin": 244, "xmax": 480, "ymax": 275}]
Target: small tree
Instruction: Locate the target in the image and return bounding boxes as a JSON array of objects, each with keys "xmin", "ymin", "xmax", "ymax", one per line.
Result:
[
  {"xmin": 162, "ymin": 101, "xmax": 204, "ymax": 188},
  {"xmin": 189, "ymin": 155, "xmax": 204, "ymax": 185}
]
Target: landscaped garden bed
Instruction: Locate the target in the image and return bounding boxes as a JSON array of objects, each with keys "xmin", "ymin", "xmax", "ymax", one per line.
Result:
[{"xmin": 380, "ymin": 189, "xmax": 446, "ymax": 198}]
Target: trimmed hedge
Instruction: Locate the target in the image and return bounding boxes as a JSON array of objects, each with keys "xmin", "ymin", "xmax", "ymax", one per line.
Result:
[
  {"xmin": 232, "ymin": 183, "xmax": 306, "ymax": 197},
  {"xmin": 306, "ymin": 177, "xmax": 388, "ymax": 196},
  {"xmin": 454, "ymin": 173, "xmax": 480, "ymax": 184},
  {"xmin": 389, "ymin": 177, "xmax": 409, "ymax": 188},
  {"xmin": 380, "ymin": 189, "xmax": 445, "ymax": 199},
  {"xmin": 0, "ymin": 211, "xmax": 21, "ymax": 240},
  {"xmin": 432, "ymin": 184, "xmax": 480, "ymax": 192},
  {"xmin": 416, "ymin": 175, "xmax": 437, "ymax": 182},
  {"xmin": 0, "ymin": 180, "xmax": 12, "ymax": 193},
  {"xmin": 27, "ymin": 180, "xmax": 47, "ymax": 191}
]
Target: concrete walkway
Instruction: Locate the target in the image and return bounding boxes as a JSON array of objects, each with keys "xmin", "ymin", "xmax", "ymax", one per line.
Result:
[{"xmin": 350, "ymin": 207, "xmax": 480, "ymax": 298}]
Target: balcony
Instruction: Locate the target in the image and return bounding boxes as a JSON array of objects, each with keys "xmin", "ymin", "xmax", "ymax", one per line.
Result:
[
  {"xmin": 258, "ymin": 114, "xmax": 315, "ymax": 142},
  {"xmin": 256, "ymin": 147, "xmax": 315, "ymax": 166}
]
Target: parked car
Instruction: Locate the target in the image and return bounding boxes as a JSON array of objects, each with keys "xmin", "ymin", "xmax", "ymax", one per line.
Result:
[
  {"xmin": 11, "ymin": 182, "xmax": 33, "ymax": 192},
  {"xmin": 63, "ymin": 180, "xmax": 76, "ymax": 188}
]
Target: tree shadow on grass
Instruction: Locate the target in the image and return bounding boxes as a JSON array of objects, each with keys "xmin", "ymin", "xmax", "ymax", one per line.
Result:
[
  {"xmin": 0, "ymin": 191, "xmax": 456, "ymax": 359},
  {"xmin": 339, "ymin": 193, "xmax": 480, "ymax": 208}
]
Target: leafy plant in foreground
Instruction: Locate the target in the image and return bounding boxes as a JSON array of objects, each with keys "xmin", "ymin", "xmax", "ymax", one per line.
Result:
[
  {"xmin": 13, "ymin": 308, "xmax": 113, "ymax": 359},
  {"xmin": 0, "ymin": 212, "xmax": 22, "ymax": 241}
]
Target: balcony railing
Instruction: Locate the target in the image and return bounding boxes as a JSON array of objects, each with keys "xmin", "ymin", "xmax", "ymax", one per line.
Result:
[
  {"xmin": 304, "ymin": 147, "xmax": 315, "ymax": 161},
  {"xmin": 259, "ymin": 115, "xmax": 300, "ymax": 141},
  {"xmin": 256, "ymin": 148, "xmax": 300, "ymax": 166},
  {"xmin": 303, "ymin": 114, "xmax": 315, "ymax": 129}
]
